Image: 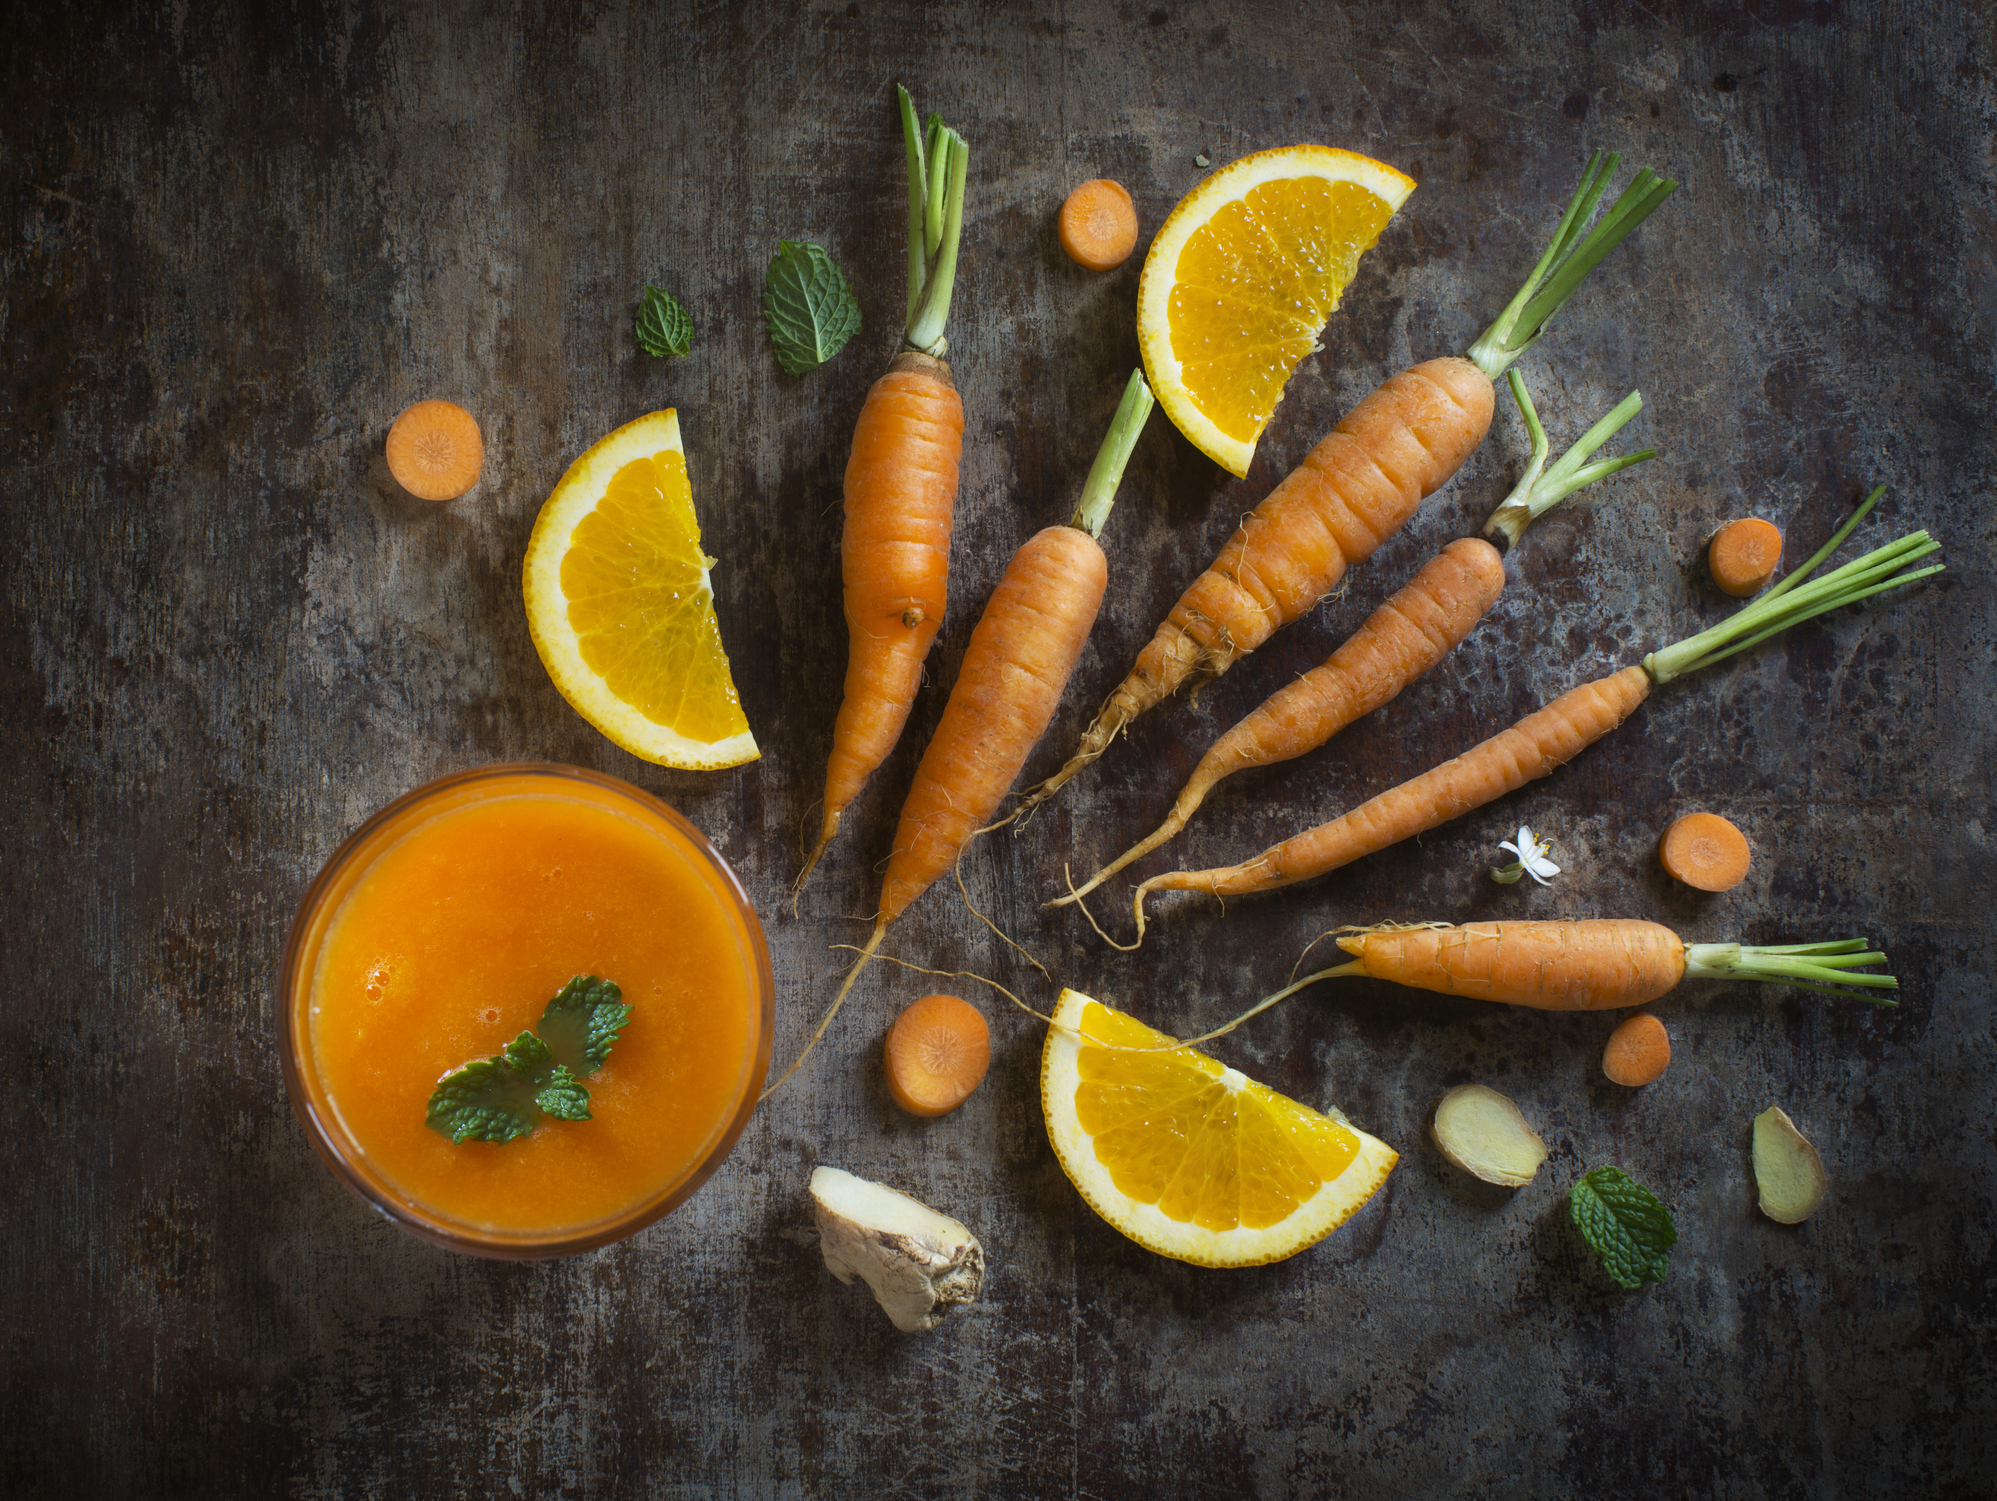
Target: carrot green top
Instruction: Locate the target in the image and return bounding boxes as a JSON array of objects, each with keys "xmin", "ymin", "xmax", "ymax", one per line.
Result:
[
  {"xmin": 1466, "ymin": 152, "xmax": 1677, "ymax": 381},
  {"xmin": 898, "ymin": 84, "xmax": 969, "ymax": 357}
]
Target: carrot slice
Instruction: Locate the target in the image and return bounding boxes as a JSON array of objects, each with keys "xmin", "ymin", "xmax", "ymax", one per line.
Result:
[
  {"xmin": 1059, "ymin": 179, "xmax": 1139, "ymax": 270},
  {"xmin": 883, "ymin": 994, "xmax": 991, "ymax": 1117},
  {"xmin": 386, "ymin": 399, "xmax": 483, "ymax": 500},
  {"xmin": 1602, "ymin": 1012, "xmax": 1671, "ymax": 1086},
  {"xmin": 1659, "ymin": 811, "xmax": 1751, "ymax": 891},
  {"xmin": 1709, "ymin": 518, "xmax": 1782, "ymax": 596}
]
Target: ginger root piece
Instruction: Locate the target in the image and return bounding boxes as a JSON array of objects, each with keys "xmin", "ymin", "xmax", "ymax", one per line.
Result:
[
  {"xmin": 1752, "ymin": 1106, "xmax": 1827, "ymax": 1224},
  {"xmin": 810, "ymin": 1166, "xmax": 984, "ymax": 1332},
  {"xmin": 1431, "ymin": 1084, "xmax": 1549, "ymax": 1187}
]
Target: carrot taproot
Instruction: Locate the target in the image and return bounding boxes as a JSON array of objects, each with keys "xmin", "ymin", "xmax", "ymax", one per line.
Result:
[
  {"xmin": 1659, "ymin": 812, "xmax": 1751, "ymax": 891},
  {"xmin": 1122, "ymin": 491, "xmax": 1940, "ymax": 939},
  {"xmin": 766, "ymin": 374, "xmax": 1154, "ymax": 1093},
  {"xmin": 1602, "ymin": 1013, "xmax": 1671, "ymax": 1086},
  {"xmin": 385, "ymin": 399, "xmax": 482, "ymax": 501},
  {"xmin": 799, "ymin": 87, "xmax": 971, "ymax": 890},
  {"xmin": 884, "ymin": 994, "xmax": 992, "ymax": 1116},
  {"xmin": 1709, "ymin": 518, "xmax": 1783, "ymax": 596},
  {"xmin": 1058, "ymin": 374, "xmax": 1654, "ymax": 904},
  {"xmin": 1059, "ymin": 178, "xmax": 1139, "ymax": 270},
  {"xmin": 1020, "ymin": 152, "xmax": 1677, "ymax": 815},
  {"xmin": 1302, "ymin": 921, "xmax": 1896, "ymax": 1009}
]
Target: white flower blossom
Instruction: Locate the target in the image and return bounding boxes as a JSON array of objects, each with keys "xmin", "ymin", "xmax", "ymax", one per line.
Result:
[{"xmin": 1492, "ymin": 824, "xmax": 1561, "ymax": 886}]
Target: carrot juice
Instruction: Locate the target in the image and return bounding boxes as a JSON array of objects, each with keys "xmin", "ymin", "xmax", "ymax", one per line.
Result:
[{"xmin": 281, "ymin": 764, "xmax": 771, "ymax": 1255}]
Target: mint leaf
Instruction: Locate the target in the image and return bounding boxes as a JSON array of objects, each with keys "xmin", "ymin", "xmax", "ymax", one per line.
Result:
[
  {"xmin": 635, "ymin": 284, "xmax": 693, "ymax": 358},
  {"xmin": 535, "ymin": 1065, "xmax": 592, "ymax": 1121},
  {"xmin": 538, "ymin": 975, "xmax": 629, "ymax": 1075},
  {"xmin": 426, "ymin": 1036, "xmax": 549, "ymax": 1145},
  {"xmin": 762, "ymin": 241, "xmax": 861, "ymax": 375},
  {"xmin": 1568, "ymin": 1166, "xmax": 1676, "ymax": 1289},
  {"xmin": 425, "ymin": 978, "xmax": 633, "ymax": 1144}
]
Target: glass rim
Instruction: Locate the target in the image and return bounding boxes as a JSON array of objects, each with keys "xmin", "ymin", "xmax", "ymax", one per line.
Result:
[{"xmin": 277, "ymin": 761, "xmax": 774, "ymax": 1260}]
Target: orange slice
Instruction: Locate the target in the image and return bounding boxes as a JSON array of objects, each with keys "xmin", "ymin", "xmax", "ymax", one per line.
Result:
[
  {"xmin": 1040, "ymin": 988, "xmax": 1397, "ymax": 1266},
  {"xmin": 1137, "ymin": 145, "xmax": 1415, "ymax": 476},
  {"xmin": 522, "ymin": 410, "xmax": 757, "ymax": 769}
]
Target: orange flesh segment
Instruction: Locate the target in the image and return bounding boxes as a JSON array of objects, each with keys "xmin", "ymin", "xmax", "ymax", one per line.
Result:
[
  {"xmin": 883, "ymin": 994, "xmax": 991, "ymax": 1116},
  {"xmin": 307, "ymin": 783, "xmax": 761, "ymax": 1233},
  {"xmin": 560, "ymin": 452, "xmax": 746, "ymax": 742},
  {"xmin": 1059, "ymin": 178, "xmax": 1140, "ymax": 270},
  {"xmin": 1071, "ymin": 1001, "xmax": 1360, "ymax": 1233},
  {"xmin": 1709, "ymin": 518, "xmax": 1783, "ymax": 596},
  {"xmin": 386, "ymin": 399, "xmax": 483, "ymax": 500},
  {"xmin": 1659, "ymin": 811, "xmax": 1752, "ymax": 891},
  {"xmin": 1168, "ymin": 178, "xmax": 1396, "ymax": 443},
  {"xmin": 1602, "ymin": 1013, "xmax": 1672, "ymax": 1086}
]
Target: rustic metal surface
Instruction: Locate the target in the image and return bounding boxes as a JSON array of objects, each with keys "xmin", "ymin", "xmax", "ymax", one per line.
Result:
[{"xmin": 5, "ymin": 1, "xmax": 1994, "ymax": 1495}]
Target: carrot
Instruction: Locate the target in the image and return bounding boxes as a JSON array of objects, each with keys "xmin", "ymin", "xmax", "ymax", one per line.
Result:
[
  {"xmin": 1020, "ymin": 152, "xmax": 1677, "ymax": 815},
  {"xmin": 385, "ymin": 399, "xmax": 482, "ymax": 501},
  {"xmin": 799, "ymin": 87, "xmax": 971, "ymax": 890},
  {"xmin": 1057, "ymin": 374, "xmax": 1654, "ymax": 903},
  {"xmin": 1659, "ymin": 812, "xmax": 1751, "ymax": 891},
  {"xmin": 1059, "ymin": 178, "xmax": 1139, "ymax": 270},
  {"xmin": 1709, "ymin": 518, "xmax": 1783, "ymax": 596},
  {"xmin": 1306, "ymin": 921, "xmax": 1896, "ymax": 1009},
  {"xmin": 1124, "ymin": 490, "xmax": 1941, "ymax": 938},
  {"xmin": 765, "ymin": 374, "xmax": 1155, "ymax": 1093},
  {"xmin": 884, "ymin": 994, "xmax": 992, "ymax": 1116},
  {"xmin": 1602, "ymin": 1013, "xmax": 1671, "ymax": 1086}
]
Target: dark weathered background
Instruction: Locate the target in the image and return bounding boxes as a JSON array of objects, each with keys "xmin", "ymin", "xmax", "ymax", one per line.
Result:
[{"xmin": 6, "ymin": 1, "xmax": 1994, "ymax": 1495}]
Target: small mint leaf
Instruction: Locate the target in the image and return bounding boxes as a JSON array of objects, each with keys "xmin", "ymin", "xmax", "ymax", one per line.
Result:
[
  {"xmin": 426, "ymin": 1055, "xmax": 540, "ymax": 1145},
  {"xmin": 538, "ymin": 975, "xmax": 630, "ymax": 1076},
  {"xmin": 502, "ymin": 1029, "xmax": 554, "ymax": 1076},
  {"xmin": 636, "ymin": 284, "xmax": 693, "ymax": 358},
  {"xmin": 761, "ymin": 241, "xmax": 861, "ymax": 375},
  {"xmin": 1568, "ymin": 1165, "xmax": 1676, "ymax": 1289},
  {"xmin": 535, "ymin": 1065, "xmax": 591, "ymax": 1121}
]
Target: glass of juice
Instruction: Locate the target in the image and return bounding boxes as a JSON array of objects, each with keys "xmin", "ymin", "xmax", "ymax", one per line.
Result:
[{"xmin": 279, "ymin": 763, "xmax": 772, "ymax": 1258}]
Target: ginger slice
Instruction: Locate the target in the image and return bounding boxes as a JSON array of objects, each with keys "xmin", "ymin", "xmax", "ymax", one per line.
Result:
[
  {"xmin": 810, "ymin": 1166, "xmax": 984, "ymax": 1332},
  {"xmin": 1752, "ymin": 1106, "xmax": 1827, "ymax": 1224},
  {"xmin": 1431, "ymin": 1084, "xmax": 1549, "ymax": 1187}
]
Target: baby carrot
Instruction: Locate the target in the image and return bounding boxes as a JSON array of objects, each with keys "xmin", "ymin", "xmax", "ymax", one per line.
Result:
[
  {"xmin": 1125, "ymin": 490, "xmax": 1940, "ymax": 938},
  {"xmin": 767, "ymin": 374, "xmax": 1155, "ymax": 1093},
  {"xmin": 1057, "ymin": 374, "xmax": 1653, "ymax": 903},
  {"xmin": 1602, "ymin": 1013, "xmax": 1671, "ymax": 1086},
  {"xmin": 1709, "ymin": 518, "xmax": 1783, "ymax": 596},
  {"xmin": 800, "ymin": 86, "xmax": 971, "ymax": 891},
  {"xmin": 1059, "ymin": 179, "xmax": 1139, "ymax": 270},
  {"xmin": 1659, "ymin": 812, "xmax": 1751, "ymax": 891},
  {"xmin": 884, "ymin": 994, "xmax": 992, "ymax": 1116},
  {"xmin": 386, "ymin": 399, "xmax": 483, "ymax": 500},
  {"xmin": 1021, "ymin": 152, "xmax": 1676, "ymax": 815}
]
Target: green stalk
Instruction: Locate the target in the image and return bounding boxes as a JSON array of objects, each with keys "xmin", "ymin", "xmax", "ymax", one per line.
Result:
[
  {"xmin": 1070, "ymin": 370, "xmax": 1156, "ymax": 539},
  {"xmin": 1683, "ymin": 939, "xmax": 1899, "ymax": 1004},
  {"xmin": 898, "ymin": 87, "xmax": 931, "ymax": 327},
  {"xmin": 1466, "ymin": 153, "xmax": 1678, "ymax": 380},
  {"xmin": 899, "ymin": 88, "xmax": 967, "ymax": 358},
  {"xmin": 1643, "ymin": 491, "xmax": 1942, "ymax": 683},
  {"xmin": 1482, "ymin": 372, "xmax": 1656, "ymax": 549}
]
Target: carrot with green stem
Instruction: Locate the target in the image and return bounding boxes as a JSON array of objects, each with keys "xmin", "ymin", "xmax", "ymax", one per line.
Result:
[
  {"xmin": 766, "ymin": 373, "xmax": 1156, "ymax": 1094},
  {"xmin": 1206, "ymin": 922, "xmax": 1896, "ymax": 1036},
  {"xmin": 1018, "ymin": 151, "xmax": 1677, "ymax": 816},
  {"xmin": 799, "ymin": 85, "xmax": 971, "ymax": 891},
  {"xmin": 1122, "ymin": 488, "xmax": 1940, "ymax": 940},
  {"xmin": 1054, "ymin": 371, "xmax": 1654, "ymax": 904}
]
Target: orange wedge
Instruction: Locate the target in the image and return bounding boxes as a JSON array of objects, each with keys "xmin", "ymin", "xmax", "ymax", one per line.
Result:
[
  {"xmin": 522, "ymin": 410, "xmax": 757, "ymax": 769},
  {"xmin": 1137, "ymin": 145, "xmax": 1414, "ymax": 476},
  {"xmin": 1041, "ymin": 988, "xmax": 1397, "ymax": 1267}
]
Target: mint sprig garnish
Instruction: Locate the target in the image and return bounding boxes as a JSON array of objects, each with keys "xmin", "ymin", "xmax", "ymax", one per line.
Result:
[
  {"xmin": 762, "ymin": 240, "xmax": 861, "ymax": 375},
  {"xmin": 1568, "ymin": 1165, "xmax": 1676, "ymax": 1289},
  {"xmin": 635, "ymin": 284, "xmax": 693, "ymax": 358},
  {"xmin": 425, "ymin": 976, "xmax": 625, "ymax": 1145}
]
